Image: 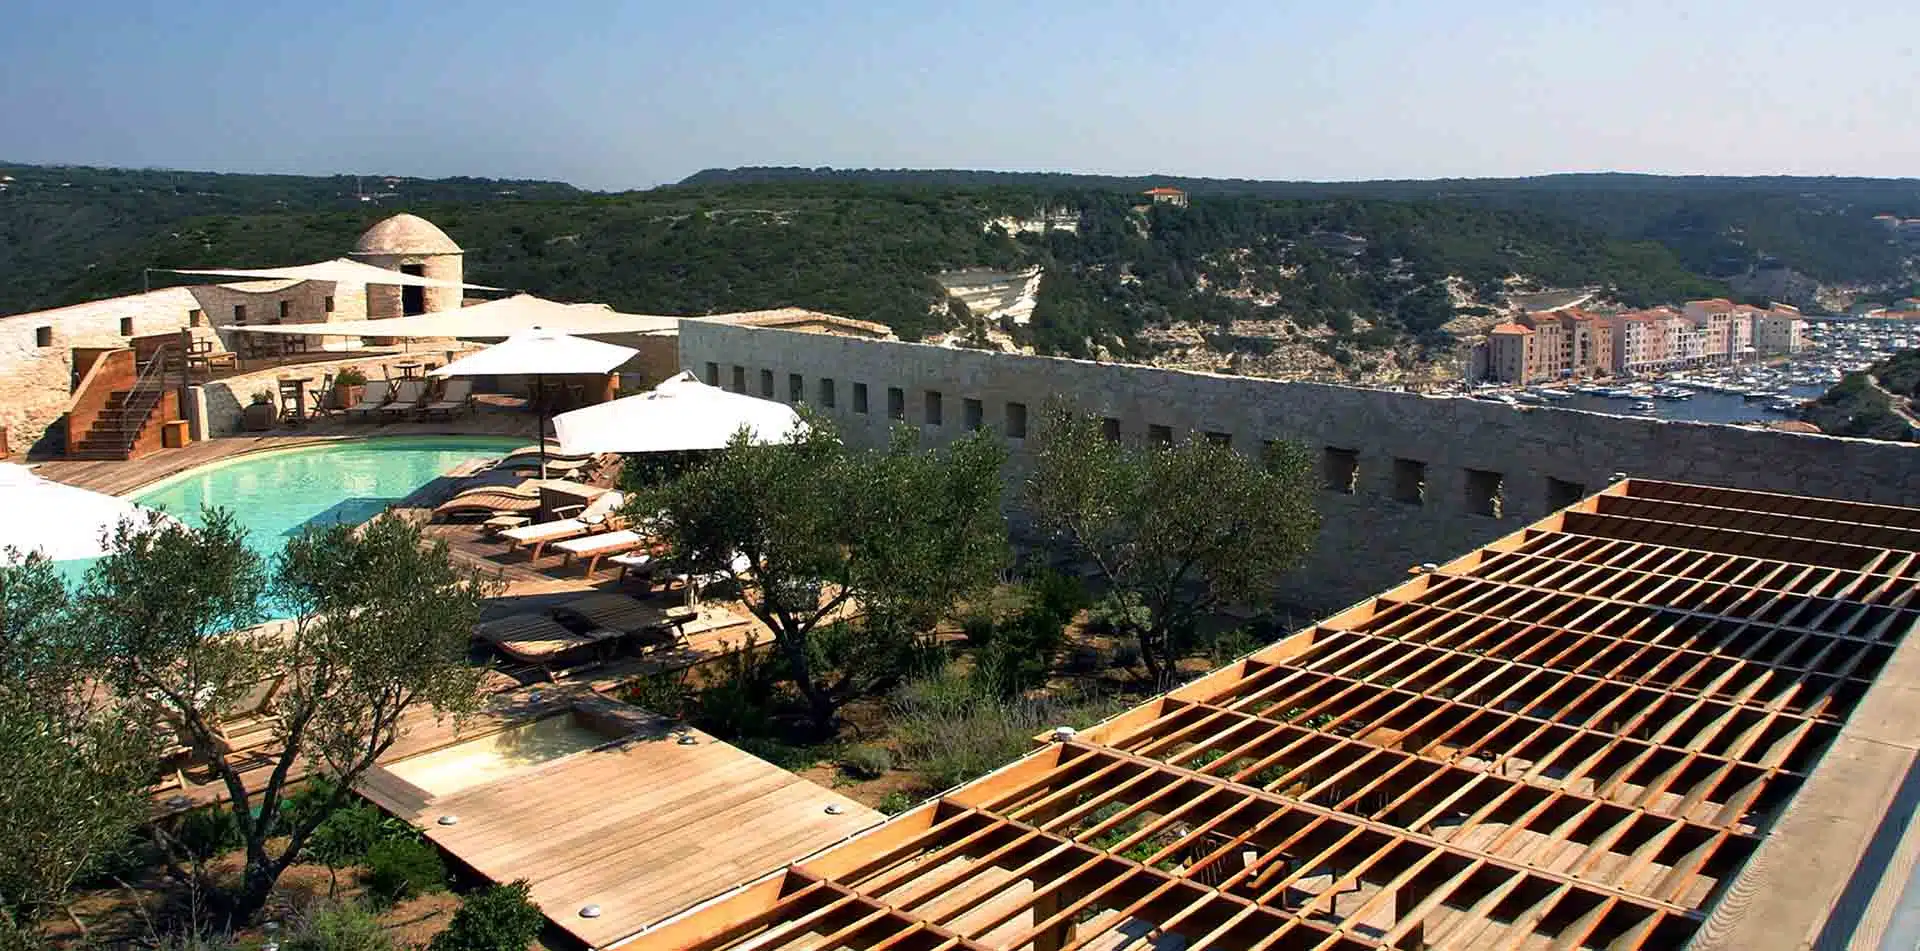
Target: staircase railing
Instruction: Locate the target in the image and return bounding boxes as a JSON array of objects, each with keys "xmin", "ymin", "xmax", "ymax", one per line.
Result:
[{"xmin": 110, "ymin": 343, "xmax": 177, "ymax": 457}]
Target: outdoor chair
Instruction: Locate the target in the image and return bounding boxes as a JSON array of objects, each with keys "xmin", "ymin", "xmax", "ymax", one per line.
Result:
[
  {"xmin": 276, "ymin": 379, "xmax": 305, "ymax": 425},
  {"xmin": 308, "ymin": 372, "xmax": 335, "ymax": 418},
  {"xmin": 419, "ymin": 379, "xmax": 475, "ymax": 419},
  {"xmin": 550, "ymin": 529, "xmax": 648, "ymax": 577},
  {"xmin": 378, "ymin": 379, "xmax": 430, "ymax": 420},
  {"xmin": 343, "ymin": 380, "xmax": 393, "ymax": 420}
]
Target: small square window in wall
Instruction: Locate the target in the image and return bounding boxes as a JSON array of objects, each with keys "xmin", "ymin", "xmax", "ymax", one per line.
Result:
[
  {"xmin": 189, "ymin": 308, "xmax": 206, "ymax": 327},
  {"xmin": 1006, "ymin": 402, "xmax": 1029, "ymax": 439},
  {"xmin": 1322, "ymin": 447, "xmax": 1359, "ymax": 494},
  {"xmin": 278, "ymin": 299, "xmax": 291, "ymax": 321},
  {"xmin": 886, "ymin": 387, "xmax": 906, "ymax": 420},
  {"xmin": 324, "ymin": 295, "xmax": 335, "ymax": 313},
  {"xmin": 731, "ymin": 366, "xmax": 746, "ymax": 393},
  {"xmin": 963, "ymin": 398, "xmax": 984, "ymax": 431},
  {"xmin": 924, "ymin": 391, "xmax": 943, "ymax": 426},
  {"xmin": 704, "ymin": 362, "xmax": 720, "ymax": 386},
  {"xmin": 789, "ymin": 373, "xmax": 804, "ymax": 404},
  {"xmin": 34, "ymin": 325, "xmax": 53, "ymax": 348},
  {"xmin": 1102, "ymin": 418, "xmax": 1122, "ymax": 442},
  {"xmin": 853, "ymin": 382, "xmax": 870, "ymax": 414},
  {"xmin": 819, "ymin": 378, "xmax": 837, "ymax": 409},
  {"xmin": 759, "ymin": 369, "xmax": 775, "ymax": 398},
  {"xmin": 1546, "ymin": 477, "xmax": 1587, "ymax": 510},
  {"xmin": 232, "ymin": 305, "xmax": 247, "ymax": 324},
  {"xmin": 119, "ymin": 317, "xmax": 135, "ymax": 337},
  {"xmin": 1148, "ymin": 424, "xmax": 1173, "ymax": 445},
  {"xmin": 1465, "ymin": 468, "xmax": 1505, "ymax": 517},
  {"xmin": 1205, "ymin": 431, "xmax": 1232, "ymax": 448},
  {"xmin": 1393, "ymin": 458, "xmax": 1427, "ymax": 505}
]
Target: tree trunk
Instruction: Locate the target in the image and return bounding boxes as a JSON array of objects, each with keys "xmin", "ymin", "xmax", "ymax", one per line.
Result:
[
  {"xmin": 774, "ymin": 625, "xmax": 837, "ymax": 735},
  {"xmin": 1137, "ymin": 626, "xmax": 1169, "ymax": 689}
]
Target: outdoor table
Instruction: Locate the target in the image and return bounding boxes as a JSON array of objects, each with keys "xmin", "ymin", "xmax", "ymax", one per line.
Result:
[
  {"xmin": 394, "ymin": 361, "xmax": 423, "ymax": 379},
  {"xmin": 482, "ymin": 514, "xmax": 532, "ymax": 535}
]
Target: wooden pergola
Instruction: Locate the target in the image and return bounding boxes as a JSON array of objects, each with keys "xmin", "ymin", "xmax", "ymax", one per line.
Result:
[{"xmin": 613, "ymin": 479, "xmax": 1920, "ymax": 951}]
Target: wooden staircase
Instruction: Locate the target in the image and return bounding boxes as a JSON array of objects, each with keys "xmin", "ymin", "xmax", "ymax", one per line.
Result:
[
  {"xmin": 65, "ymin": 346, "xmax": 182, "ymax": 462},
  {"xmin": 67, "ymin": 378, "xmax": 178, "ymax": 460}
]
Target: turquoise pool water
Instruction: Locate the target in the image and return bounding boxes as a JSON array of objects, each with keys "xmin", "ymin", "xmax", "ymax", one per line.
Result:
[{"xmin": 56, "ymin": 436, "xmax": 522, "ymax": 609}]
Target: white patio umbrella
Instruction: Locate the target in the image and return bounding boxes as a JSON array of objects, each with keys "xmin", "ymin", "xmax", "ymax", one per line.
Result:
[
  {"xmin": 429, "ymin": 327, "xmax": 638, "ymax": 475},
  {"xmin": 0, "ymin": 464, "xmax": 181, "ymax": 561},
  {"xmin": 551, "ymin": 370, "xmax": 804, "ymax": 454}
]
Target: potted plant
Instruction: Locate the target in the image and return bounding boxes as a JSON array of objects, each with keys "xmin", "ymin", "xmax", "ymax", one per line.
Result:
[
  {"xmin": 332, "ymin": 367, "xmax": 367, "ymax": 411},
  {"xmin": 243, "ymin": 389, "xmax": 277, "ymax": 431}
]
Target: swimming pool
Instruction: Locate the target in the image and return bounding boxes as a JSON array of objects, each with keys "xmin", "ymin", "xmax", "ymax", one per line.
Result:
[{"xmin": 56, "ymin": 436, "xmax": 522, "ymax": 607}]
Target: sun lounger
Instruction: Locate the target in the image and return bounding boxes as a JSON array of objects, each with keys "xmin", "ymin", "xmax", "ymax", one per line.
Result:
[
  {"xmin": 343, "ymin": 380, "xmax": 393, "ymax": 420},
  {"xmin": 550, "ymin": 529, "xmax": 647, "ymax": 577},
  {"xmin": 552, "ymin": 592, "xmax": 684, "ymax": 642},
  {"xmin": 473, "ymin": 613, "xmax": 620, "ymax": 670},
  {"xmin": 499, "ymin": 490, "xmax": 626, "ymax": 558},
  {"xmin": 420, "ymin": 379, "xmax": 475, "ymax": 420},
  {"xmin": 378, "ymin": 379, "xmax": 430, "ymax": 419},
  {"xmin": 432, "ymin": 481, "xmax": 542, "ymax": 520},
  {"xmin": 501, "ymin": 517, "xmax": 592, "ymax": 559}
]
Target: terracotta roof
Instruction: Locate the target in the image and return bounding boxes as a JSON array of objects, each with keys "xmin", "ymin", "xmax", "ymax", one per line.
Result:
[
  {"xmin": 353, "ymin": 213, "xmax": 462, "ymax": 256},
  {"xmin": 1489, "ymin": 322, "xmax": 1534, "ymax": 334},
  {"xmin": 1690, "ymin": 298, "xmax": 1736, "ymax": 313},
  {"xmin": 1142, "ymin": 187, "xmax": 1185, "ymax": 196}
]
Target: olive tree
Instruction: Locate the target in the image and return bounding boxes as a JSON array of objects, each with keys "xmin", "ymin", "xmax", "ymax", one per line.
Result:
[
  {"xmin": 642, "ymin": 414, "xmax": 1009, "ymax": 733},
  {"xmin": 0, "ymin": 551, "xmax": 157, "ymax": 944},
  {"xmin": 78, "ymin": 510, "xmax": 494, "ymax": 920},
  {"xmin": 1026, "ymin": 406, "xmax": 1320, "ymax": 686}
]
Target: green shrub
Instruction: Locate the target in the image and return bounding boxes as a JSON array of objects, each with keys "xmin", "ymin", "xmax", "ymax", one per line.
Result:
[
  {"xmin": 429, "ymin": 881, "xmax": 544, "ymax": 951},
  {"xmin": 891, "ymin": 667, "xmax": 1128, "ymax": 789},
  {"xmin": 282, "ymin": 901, "xmax": 393, "ymax": 951},
  {"xmin": 959, "ymin": 612, "xmax": 996, "ymax": 646},
  {"xmin": 171, "ymin": 807, "xmax": 245, "ymax": 864},
  {"xmin": 624, "ymin": 671, "xmax": 692, "ymax": 719},
  {"xmin": 306, "ymin": 803, "xmax": 411, "ymax": 873},
  {"xmin": 838, "ymin": 744, "xmax": 894, "ymax": 779},
  {"xmin": 877, "ymin": 791, "xmax": 918, "ymax": 815},
  {"xmin": 1203, "ymin": 628, "xmax": 1263, "ymax": 667},
  {"xmin": 734, "ymin": 737, "xmax": 819, "ymax": 771},
  {"xmin": 333, "ymin": 367, "xmax": 368, "ymax": 386},
  {"xmin": 361, "ymin": 837, "xmax": 446, "ymax": 908}
]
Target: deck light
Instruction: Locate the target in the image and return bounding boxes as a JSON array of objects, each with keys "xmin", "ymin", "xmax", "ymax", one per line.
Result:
[
  {"xmin": 580, "ymin": 904, "xmax": 602, "ymax": 918},
  {"xmin": 437, "ymin": 814, "xmax": 459, "ymax": 826},
  {"xmin": 824, "ymin": 804, "xmax": 845, "ymax": 815}
]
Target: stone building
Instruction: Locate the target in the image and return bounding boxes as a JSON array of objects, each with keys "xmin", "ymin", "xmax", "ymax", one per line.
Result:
[
  {"xmin": 0, "ymin": 213, "xmax": 465, "ymax": 452},
  {"xmin": 349, "ymin": 213, "xmax": 466, "ymax": 319}
]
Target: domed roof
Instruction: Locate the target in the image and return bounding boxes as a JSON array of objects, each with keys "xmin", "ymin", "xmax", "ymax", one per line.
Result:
[{"xmin": 353, "ymin": 213, "xmax": 462, "ymax": 256}]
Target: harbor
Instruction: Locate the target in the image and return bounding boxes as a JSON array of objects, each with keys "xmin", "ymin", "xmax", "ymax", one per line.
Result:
[{"xmin": 1470, "ymin": 316, "xmax": 1919, "ymax": 424}]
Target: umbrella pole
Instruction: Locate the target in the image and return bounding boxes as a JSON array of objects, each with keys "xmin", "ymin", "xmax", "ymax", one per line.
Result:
[{"xmin": 538, "ymin": 372, "xmax": 548, "ymax": 479}]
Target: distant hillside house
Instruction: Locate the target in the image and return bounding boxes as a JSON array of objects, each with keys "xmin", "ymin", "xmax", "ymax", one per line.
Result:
[{"xmin": 1142, "ymin": 186, "xmax": 1188, "ymax": 209}]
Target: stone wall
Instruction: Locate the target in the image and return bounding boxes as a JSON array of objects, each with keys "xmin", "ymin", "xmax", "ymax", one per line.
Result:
[{"xmin": 678, "ymin": 321, "xmax": 1920, "ymax": 612}]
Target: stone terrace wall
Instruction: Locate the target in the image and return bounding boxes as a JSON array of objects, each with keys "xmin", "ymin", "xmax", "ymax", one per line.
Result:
[{"xmin": 679, "ymin": 321, "xmax": 1920, "ymax": 612}]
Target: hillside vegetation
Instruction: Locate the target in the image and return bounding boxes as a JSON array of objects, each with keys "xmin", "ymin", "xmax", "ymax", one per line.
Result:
[
  {"xmin": 690, "ymin": 167, "xmax": 1920, "ymax": 286},
  {"xmin": 1803, "ymin": 350, "xmax": 1920, "ymax": 441},
  {"xmin": 5, "ymin": 163, "xmax": 1913, "ymax": 363}
]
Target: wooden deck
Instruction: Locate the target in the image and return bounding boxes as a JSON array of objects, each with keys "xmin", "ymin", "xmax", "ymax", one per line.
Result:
[
  {"xmin": 362, "ymin": 699, "xmax": 880, "ymax": 949},
  {"xmin": 32, "ymin": 403, "xmax": 539, "ymax": 496}
]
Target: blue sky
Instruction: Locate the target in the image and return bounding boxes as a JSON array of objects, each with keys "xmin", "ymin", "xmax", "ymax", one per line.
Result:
[{"xmin": 2, "ymin": 0, "xmax": 1915, "ymax": 190}]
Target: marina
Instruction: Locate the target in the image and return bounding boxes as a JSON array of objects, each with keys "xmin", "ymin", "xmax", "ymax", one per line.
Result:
[{"xmin": 1474, "ymin": 316, "xmax": 1919, "ymax": 425}]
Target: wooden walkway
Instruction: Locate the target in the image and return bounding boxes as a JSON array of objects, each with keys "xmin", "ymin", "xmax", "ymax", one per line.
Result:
[{"xmin": 361, "ymin": 699, "xmax": 880, "ymax": 949}]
